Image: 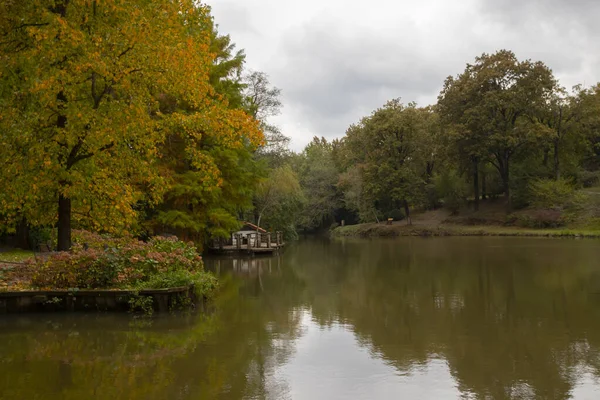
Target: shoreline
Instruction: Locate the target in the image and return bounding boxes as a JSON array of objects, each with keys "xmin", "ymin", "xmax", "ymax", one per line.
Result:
[
  {"xmin": 331, "ymin": 223, "xmax": 600, "ymax": 239},
  {"xmin": 0, "ymin": 285, "xmax": 200, "ymax": 314}
]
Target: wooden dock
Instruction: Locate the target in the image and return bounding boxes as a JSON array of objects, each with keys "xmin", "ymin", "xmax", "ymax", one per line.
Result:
[{"xmin": 210, "ymin": 231, "xmax": 284, "ymax": 255}]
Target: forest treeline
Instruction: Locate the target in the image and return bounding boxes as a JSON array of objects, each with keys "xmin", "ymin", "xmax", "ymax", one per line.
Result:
[
  {"xmin": 264, "ymin": 50, "xmax": 600, "ymax": 234},
  {"xmin": 2, "ymin": 2, "xmax": 600, "ymax": 250}
]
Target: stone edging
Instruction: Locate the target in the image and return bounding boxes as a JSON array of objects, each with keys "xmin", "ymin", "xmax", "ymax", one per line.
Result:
[{"xmin": 0, "ymin": 285, "xmax": 198, "ymax": 314}]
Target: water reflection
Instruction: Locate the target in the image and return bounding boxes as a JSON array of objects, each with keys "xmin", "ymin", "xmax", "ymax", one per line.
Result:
[{"xmin": 2, "ymin": 237, "xmax": 600, "ymax": 399}]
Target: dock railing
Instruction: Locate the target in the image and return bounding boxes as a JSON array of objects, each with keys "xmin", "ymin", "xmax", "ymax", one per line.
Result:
[{"xmin": 220, "ymin": 231, "xmax": 283, "ymax": 253}]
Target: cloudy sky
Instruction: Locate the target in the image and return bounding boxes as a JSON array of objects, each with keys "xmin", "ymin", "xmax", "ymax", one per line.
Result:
[{"xmin": 205, "ymin": 0, "xmax": 600, "ymax": 151}]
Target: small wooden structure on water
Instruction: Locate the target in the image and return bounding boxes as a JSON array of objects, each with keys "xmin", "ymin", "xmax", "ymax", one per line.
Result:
[{"xmin": 210, "ymin": 222, "xmax": 284, "ymax": 255}]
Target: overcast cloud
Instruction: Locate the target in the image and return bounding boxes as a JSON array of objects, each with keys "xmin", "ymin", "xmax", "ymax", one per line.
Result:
[{"xmin": 205, "ymin": 0, "xmax": 600, "ymax": 151}]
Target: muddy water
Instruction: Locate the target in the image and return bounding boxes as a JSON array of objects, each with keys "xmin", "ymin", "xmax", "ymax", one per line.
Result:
[{"xmin": 2, "ymin": 237, "xmax": 600, "ymax": 399}]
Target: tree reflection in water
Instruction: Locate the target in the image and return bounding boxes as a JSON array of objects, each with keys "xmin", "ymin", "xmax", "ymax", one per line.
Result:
[{"xmin": 2, "ymin": 237, "xmax": 600, "ymax": 399}]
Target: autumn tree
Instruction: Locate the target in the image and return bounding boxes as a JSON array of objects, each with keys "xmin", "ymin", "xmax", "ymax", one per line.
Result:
[
  {"xmin": 0, "ymin": 1, "xmax": 261, "ymax": 250},
  {"xmin": 152, "ymin": 18, "xmax": 263, "ymax": 245}
]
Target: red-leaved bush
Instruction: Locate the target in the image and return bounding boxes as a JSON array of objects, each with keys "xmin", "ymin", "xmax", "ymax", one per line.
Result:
[{"xmin": 29, "ymin": 233, "xmax": 216, "ymax": 295}]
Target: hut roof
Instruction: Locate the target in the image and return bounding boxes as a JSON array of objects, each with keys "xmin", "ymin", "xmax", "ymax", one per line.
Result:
[{"xmin": 239, "ymin": 222, "xmax": 267, "ymax": 233}]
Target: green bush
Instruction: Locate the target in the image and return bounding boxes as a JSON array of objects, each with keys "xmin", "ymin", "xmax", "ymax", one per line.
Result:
[
  {"xmin": 387, "ymin": 209, "xmax": 405, "ymax": 221},
  {"xmin": 72, "ymin": 229, "xmax": 134, "ymax": 250},
  {"xmin": 30, "ymin": 233, "xmax": 217, "ymax": 298},
  {"xmin": 528, "ymin": 178, "xmax": 586, "ymax": 210},
  {"xmin": 138, "ymin": 269, "xmax": 217, "ymax": 295},
  {"xmin": 434, "ymin": 170, "xmax": 468, "ymax": 214},
  {"xmin": 578, "ymin": 170, "xmax": 600, "ymax": 188},
  {"xmin": 424, "ymin": 183, "xmax": 440, "ymax": 210},
  {"xmin": 29, "ymin": 227, "xmax": 56, "ymax": 250},
  {"xmin": 512, "ymin": 209, "xmax": 566, "ymax": 229}
]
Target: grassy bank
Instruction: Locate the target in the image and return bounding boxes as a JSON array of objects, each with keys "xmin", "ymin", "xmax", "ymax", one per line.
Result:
[
  {"xmin": 0, "ymin": 249, "xmax": 35, "ymax": 264},
  {"xmin": 332, "ymin": 222, "xmax": 600, "ymax": 238},
  {"xmin": 332, "ymin": 200, "xmax": 600, "ymax": 239}
]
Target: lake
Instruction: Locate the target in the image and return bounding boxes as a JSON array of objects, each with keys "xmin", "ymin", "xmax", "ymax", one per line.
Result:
[{"xmin": 2, "ymin": 237, "xmax": 600, "ymax": 399}]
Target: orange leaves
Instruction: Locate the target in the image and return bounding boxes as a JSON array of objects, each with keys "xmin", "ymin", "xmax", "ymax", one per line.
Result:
[{"xmin": 1, "ymin": 0, "xmax": 265, "ymax": 237}]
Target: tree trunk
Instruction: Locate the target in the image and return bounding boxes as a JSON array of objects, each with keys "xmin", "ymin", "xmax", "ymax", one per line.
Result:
[
  {"xmin": 16, "ymin": 217, "xmax": 30, "ymax": 250},
  {"xmin": 56, "ymin": 87, "xmax": 70, "ymax": 251},
  {"xmin": 403, "ymin": 200, "xmax": 411, "ymax": 225},
  {"xmin": 554, "ymin": 140, "xmax": 560, "ymax": 180},
  {"xmin": 473, "ymin": 158, "xmax": 479, "ymax": 211},
  {"xmin": 57, "ymin": 194, "xmax": 72, "ymax": 251},
  {"xmin": 554, "ymin": 107, "xmax": 563, "ymax": 181},
  {"xmin": 481, "ymin": 170, "xmax": 487, "ymax": 201},
  {"xmin": 501, "ymin": 165, "xmax": 511, "ymax": 212},
  {"xmin": 372, "ymin": 209, "xmax": 380, "ymax": 224},
  {"xmin": 495, "ymin": 153, "xmax": 511, "ymax": 212},
  {"xmin": 426, "ymin": 161, "xmax": 434, "ymax": 183}
]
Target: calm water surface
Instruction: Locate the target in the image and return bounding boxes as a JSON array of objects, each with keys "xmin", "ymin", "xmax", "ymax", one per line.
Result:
[{"xmin": 2, "ymin": 237, "xmax": 600, "ymax": 399}]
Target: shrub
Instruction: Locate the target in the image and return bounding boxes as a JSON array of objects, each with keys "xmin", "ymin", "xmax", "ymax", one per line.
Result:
[
  {"xmin": 137, "ymin": 269, "xmax": 218, "ymax": 297},
  {"xmin": 434, "ymin": 170, "xmax": 468, "ymax": 214},
  {"xmin": 387, "ymin": 209, "xmax": 405, "ymax": 221},
  {"xmin": 528, "ymin": 178, "xmax": 586, "ymax": 210},
  {"xmin": 29, "ymin": 227, "xmax": 56, "ymax": 250},
  {"xmin": 30, "ymin": 232, "xmax": 216, "ymax": 298},
  {"xmin": 34, "ymin": 249, "xmax": 116, "ymax": 288},
  {"xmin": 424, "ymin": 183, "xmax": 440, "ymax": 210},
  {"xmin": 72, "ymin": 229, "xmax": 134, "ymax": 250},
  {"xmin": 513, "ymin": 209, "xmax": 566, "ymax": 229},
  {"xmin": 578, "ymin": 170, "xmax": 600, "ymax": 188}
]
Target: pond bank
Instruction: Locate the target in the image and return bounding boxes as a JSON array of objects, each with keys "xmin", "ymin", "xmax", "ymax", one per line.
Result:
[
  {"xmin": 0, "ymin": 285, "xmax": 199, "ymax": 314},
  {"xmin": 331, "ymin": 222, "xmax": 600, "ymax": 239},
  {"xmin": 0, "ymin": 231, "xmax": 218, "ymax": 313}
]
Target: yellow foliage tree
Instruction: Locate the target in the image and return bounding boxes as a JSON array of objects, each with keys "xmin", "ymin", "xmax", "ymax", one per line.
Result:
[{"xmin": 0, "ymin": 1, "xmax": 263, "ymax": 249}]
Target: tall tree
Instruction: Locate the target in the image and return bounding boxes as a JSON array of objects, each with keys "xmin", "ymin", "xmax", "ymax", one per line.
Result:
[
  {"xmin": 296, "ymin": 137, "xmax": 342, "ymax": 230},
  {"xmin": 244, "ymin": 71, "xmax": 290, "ymax": 159},
  {"xmin": 438, "ymin": 75, "xmax": 489, "ymax": 211},
  {"xmin": 575, "ymin": 84, "xmax": 600, "ymax": 170},
  {"xmin": 254, "ymin": 165, "xmax": 304, "ymax": 235},
  {"xmin": 152, "ymin": 19, "xmax": 263, "ymax": 246},
  {"xmin": 208, "ymin": 23, "xmax": 246, "ymax": 109},
  {"xmin": 0, "ymin": 0, "xmax": 260, "ymax": 250},
  {"xmin": 343, "ymin": 100, "xmax": 432, "ymax": 223},
  {"xmin": 533, "ymin": 86, "xmax": 587, "ymax": 180},
  {"xmin": 438, "ymin": 50, "xmax": 555, "ymax": 209}
]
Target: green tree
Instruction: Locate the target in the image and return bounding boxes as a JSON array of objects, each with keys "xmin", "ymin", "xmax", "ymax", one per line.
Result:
[
  {"xmin": 151, "ymin": 20, "xmax": 264, "ymax": 246},
  {"xmin": 344, "ymin": 100, "xmax": 433, "ymax": 223},
  {"xmin": 576, "ymin": 84, "xmax": 600, "ymax": 171},
  {"xmin": 208, "ymin": 24, "xmax": 246, "ymax": 109},
  {"xmin": 532, "ymin": 86, "xmax": 590, "ymax": 181},
  {"xmin": 254, "ymin": 165, "xmax": 304, "ymax": 236},
  {"xmin": 295, "ymin": 137, "xmax": 343, "ymax": 230},
  {"xmin": 438, "ymin": 50, "xmax": 556, "ymax": 210},
  {"xmin": 338, "ymin": 164, "xmax": 379, "ymax": 223}
]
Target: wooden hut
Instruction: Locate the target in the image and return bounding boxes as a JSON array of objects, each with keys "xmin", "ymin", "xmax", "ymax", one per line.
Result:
[
  {"xmin": 209, "ymin": 222, "xmax": 284, "ymax": 254},
  {"xmin": 231, "ymin": 222, "xmax": 267, "ymax": 247}
]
